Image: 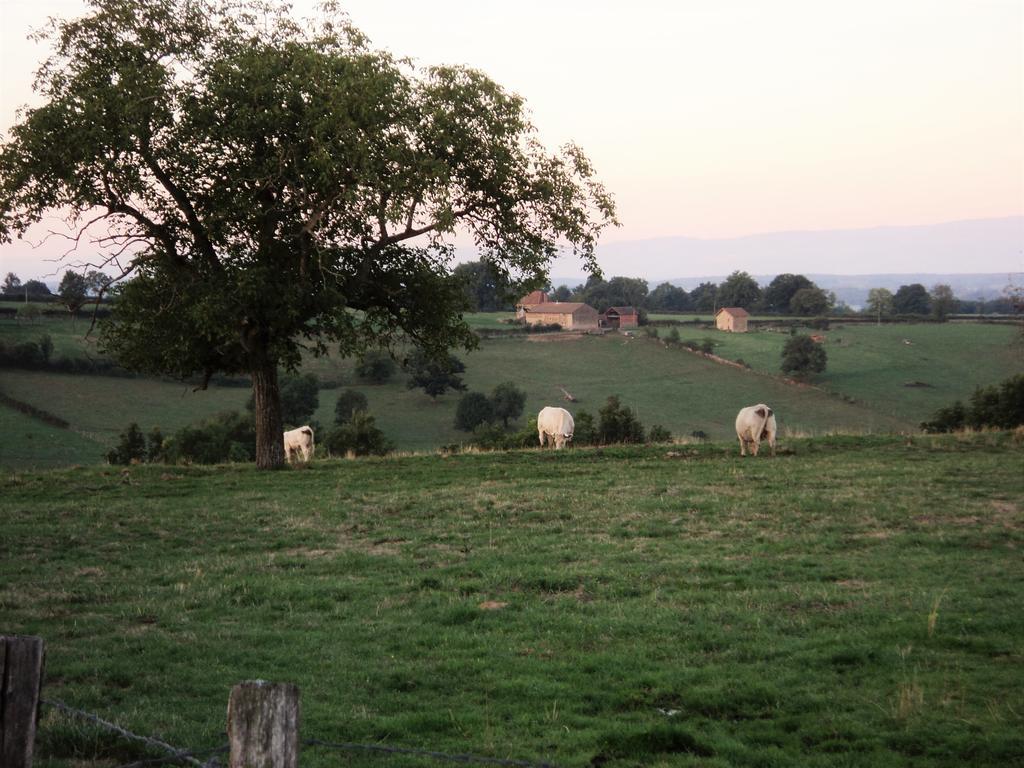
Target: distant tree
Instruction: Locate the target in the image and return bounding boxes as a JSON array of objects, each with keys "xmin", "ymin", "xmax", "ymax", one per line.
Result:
[
  {"xmin": 781, "ymin": 335, "xmax": 827, "ymax": 378},
  {"xmin": 647, "ymin": 424, "xmax": 672, "ymax": 443},
  {"xmin": 490, "ymin": 381, "xmax": 527, "ymax": 427},
  {"xmin": 22, "ymin": 279, "xmax": 52, "ymax": 298},
  {"xmin": 405, "ymin": 349, "xmax": 467, "ymax": 399},
  {"xmin": 930, "ymin": 284, "xmax": 959, "ymax": 322},
  {"xmin": 922, "ymin": 374, "xmax": 1024, "ymax": 432},
  {"xmin": 580, "ymin": 276, "xmax": 648, "ymax": 313},
  {"xmin": 597, "ymin": 395, "xmax": 645, "ymax": 444},
  {"xmin": 892, "ymin": 284, "xmax": 931, "ymax": 315},
  {"xmin": 452, "ymin": 259, "xmax": 513, "ymax": 312},
  {"xmin": 550, "ymin": 285, "xmax": 572, "ymax": 302},
  {"xmin": 334, "ymin": 389, "xmax": 369, "ymax": 425},
  {"xmin": 3, "ymin": 272, "xmax": 20, "ymax": 294},
  {"xmin": 763, "ymin": 273, "xmax": 814, "ymax": 314},
  {"xmin": 247, "ymin": 372, "xmax": 318, "ymax": 426},
  {"xmin": 716, "ymin": 271, "xmax": 761, "ymax": 310},
  {"xmin": 454, "ymin": 391, "xmax": 495, "ymax": 431},
  {"xmin": 58, "ymin": 270, "xmax": 92, "ymax": 317},
  {"xmin": 324, "ymin": 412, "xmax": 393, "ymax": 456},
  {"xmin": 355, "ymin": 351, "xmax": 397, "ymax": 384},
  {"xmin": 689, "ymin": 281, "xmax": 718, "ymax": 312},
  {"xmin": 866, "ymin": 288, "xmax": 894, "ymax": 324},
  {"xmin": 646, "ymin": 282, "xmax": 690, "ymax": 312},
  {"xmin": 789, "ymin": 286, "xmax": 832, "ymax": 316}
]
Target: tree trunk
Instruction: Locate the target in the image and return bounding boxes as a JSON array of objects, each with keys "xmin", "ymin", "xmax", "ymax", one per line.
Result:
[{"xmin": 251, "ymin": 361, "xmax": 286, "ymax": 469}]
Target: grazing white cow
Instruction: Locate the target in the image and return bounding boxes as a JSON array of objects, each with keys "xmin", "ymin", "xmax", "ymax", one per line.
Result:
[
  {"xmin": 538, "ymin": 406, "xmax": 575, "ymax": 449},
  {"xmin": 283, "ymin": 425, "xmax": 315, "ymax": 462},
  {"xmin": 735, "ymin": 404, "xmax": 777, "ymax": 457}
]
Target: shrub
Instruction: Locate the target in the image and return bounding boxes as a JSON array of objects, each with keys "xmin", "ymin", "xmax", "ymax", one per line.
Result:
[
  {"xmin": 471, "ymin": 420, "xmax": 538, "ymax": 450},
  {"xmin": 106, "ymin": 422, "xmax": 147, "ymax": 465},
  {"xmin": 334, "ymin": 389, "xmax": 369, "ymax": 425},
  {"xmin": 922, "ymin": 374, "xmax": 1024, "ymax": 432},
  {"xmin": 167, "ymin": 411, "xmax": 256, "ymax": 464},
  {"xmin": 781, "ymin": 335, "xmax": 827, "ymax": 378},
  {"xmin": 643, "ymin": 326, "xmax": 659, "ymax": 339},
  {"xmin": 490, "ymin": 382, "xmax": 526, "ymax": 427},
  {"xmin": 147, "ymin": 427, "xmax": 167, "ymax": 463},
  {"xmin": 404, "ymin": 349, "xmax": 466, "ymax": 399},
  {"xmin": 573, "ymin": 410, "xmax": 597, "ymax": 446},
  {"xmin": 455, "ymin": 392, "xmax": 495, "ymax": 432},
  {"xmin": 597, "ymin": 395, "xmax": 645, "ymax": 444},
  {"xmin": 355, "ymin": 350, "xmax": 397, "ymax": 384},
  {"xmin": 324, "ymin": 412, "xmax": 393, "ymax": 456},
  {"xmin": 664, "ymin": 328, "xmax": 680, "ymax": 345},
  {"xmin": 699, "ymin": 338, "xmax": 716, "ymax": 354},
  {"xmin": 648, "ymin": 424, "xmax": 672, "ymax": 443}
]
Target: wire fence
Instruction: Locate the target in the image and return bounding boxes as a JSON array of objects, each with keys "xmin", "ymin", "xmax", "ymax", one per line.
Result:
[{"xmin": 41, "ymin": 699, "xmax": 560, "ymax": 768}]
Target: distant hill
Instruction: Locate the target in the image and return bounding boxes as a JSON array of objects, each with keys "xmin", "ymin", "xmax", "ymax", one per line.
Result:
[{"xmin": 543, "ymin": 216, "xmax": 1023, "ymax": 294}]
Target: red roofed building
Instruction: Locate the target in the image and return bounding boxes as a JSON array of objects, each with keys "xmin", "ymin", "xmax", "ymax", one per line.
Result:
[
  {"xmin": 602, "ymin": 306, "xmax": 639, "ymax": 329},
  {"xmin": 515, "ymin": 290, "xmax": 547, "ymax": 319},
  {"xmin": 715, "ymin": 307, "xmax": 750, "ymax": 332}
]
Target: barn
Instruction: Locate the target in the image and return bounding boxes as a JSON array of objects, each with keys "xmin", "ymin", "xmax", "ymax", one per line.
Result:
[
  {"xmin": 715, "ymin": 307, "xmax": 750, "ymax": 332},
  {"xmin": 602, "ymin": 306, "xmax": 639, "ymax": 329},
  {"xmin": 515, "ymin": 290, "xmax": 547, "ymax": 319},
  {"xmin": 522, "ymin": 302, "xmax": 600, "ymax": 330}
]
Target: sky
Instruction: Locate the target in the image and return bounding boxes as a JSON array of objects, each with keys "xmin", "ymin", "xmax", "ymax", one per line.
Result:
[{"xmin": 1, "ymin": 0, "xmax": 1022, "ymax": 282}]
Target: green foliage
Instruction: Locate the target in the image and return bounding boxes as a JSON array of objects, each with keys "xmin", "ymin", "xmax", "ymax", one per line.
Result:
[
  {"xmin": 647, "ymin": 424, "xmax": 672, "ymax": 443},
  {"xmin": 166, "ymin": 412, "xmax": 256, "ymax": 465},
  {"xmin": 579, "ymin": 276, "xmax": 649, "ymax": 313},
  {"xmin": 930, "ymin": 283, "xmax": 959, "ymax": 321},
  {"xmin": 573, "ymin": 410, "xmax": 597, "ymax": 445},
  {"xmin": 454, "ymin": 391, "xmax": 495, "ymax": 432},
  {"xmin": 489, "ymin": 381, "xmax": 526, "ymax": 427},
  {"xmin": 17, "ymin": 304, "xmax": 41, "ymax": 322},
  {"xmin": 763, "ymin": 273, "xmax": 814, "ymax": 313},
  {"xmin": 404, "ymin": 349, "xmax": 467, "ymax": 399},
  {"xmin": 789, "ymin": 286, "xmax": 832, "ymax": 316},
  {"xmin": 246, "ymin": 372, "xmax": 319, "ymax": 426},
  {"xmin": 469, "ymin": 419, "xmax": 538, "ymax": 450},
  {"xmin": 452, "ymin": 259, "xmax": 514, "ymax": 312},
  {"xmin": 865, "ymin": 287, "xmax": 894, "ymax": 320},
  {"xmin": 893, "ymin": 283, "xmax": 931, "ymax": 315},
  {"xmin": 699, "ymin": 338, "xmax": 716, "ymax": 354},
  {"xmin": 105, "ymin": 422, "xmax": 147, "ymax": 465},
  {"xmin": 781, "ymin": 335, "xmax": 828, "ymax": 378},
  {"xmin": 716, "ymin": 270, "xmax": 761, "ymax": 309},
  {"xmin": 334, "ymin": 389, "xmax": 369, "ymax": 425},
  {"xmin": 21, "ymin": 280, "xmax": 52, "ymax": 298},
  {"xmin": 355, "ymin": 351, "xmax": 397, "ymax": 384},
  {"xmin": 646, "ymin": 281, "xmax": 690, "ymax": 312},
  {"xmin": 146, "ymin": 427, "xmax": 167, "ymax": 463},
  {"xmin": 922, "ymin": 376, "xmax": 1024, "ymax": 433},
  {"xmin": 550, "ymin": 285, "xmax": 572, "ymax": 302},
  {"xmin": 323, "ymin": 412, "xmax": 393, "ymax": 456},
  {"xmin": 597, "ymin": 395, "xmax": 645, "ymax": 444},
  {"xmin": 689, "ymin": 281, "xmax": 718, "ymax": 312},
  {"xmin": 3, "ymin": 272, "xmax": 21, "ymax": 294}
]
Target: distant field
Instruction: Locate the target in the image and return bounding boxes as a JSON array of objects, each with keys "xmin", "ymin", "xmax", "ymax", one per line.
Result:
[
  {"xmin": 2, "ymin": 313, "xmax": 1020, "ymax": 466},
  {"xmin": 3, "ymin": 433, "xmax": 1022, "ymax": 767},
  {"xmin": 0, "ymin": 401, "xmax": 104, "ymax": 467}
]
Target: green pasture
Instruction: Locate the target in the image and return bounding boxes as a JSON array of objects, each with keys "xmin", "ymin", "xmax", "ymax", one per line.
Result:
[
  {"xmin": 0, "ymin": 402, "xmax": 104, "ymax": 467},
  {"xmin": 3, "ymin": 433, "xmax": 1022, "ymax": 767},
  {"xmin": 656, "ymin": 322, "xmax": 1022, "ymax": 422}
]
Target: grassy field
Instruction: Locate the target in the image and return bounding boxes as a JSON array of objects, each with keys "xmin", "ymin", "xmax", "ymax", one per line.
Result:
[
  {"xmin": 2, "ymin": 313, "xmax": 1020, "ymax": 467},
  {"xmin": 3, "ymin": 433, "xmax": 1022, "ymax": 767}
]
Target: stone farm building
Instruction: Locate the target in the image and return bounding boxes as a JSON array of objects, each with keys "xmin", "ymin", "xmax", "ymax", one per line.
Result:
[
  {"xmin": 602, "ymin": 306, "xmax": 639, "ymax": 329},
  {"xmin": 515, "ymin": 290, "xmax": 548, "ymax": 319},
  {"xmin": 521, "ymin": 301, "xmax": 600, "ymax": 330},
  {"xmin": 715, "ymin": 307, "xmax": 750, "ymax": 332}
]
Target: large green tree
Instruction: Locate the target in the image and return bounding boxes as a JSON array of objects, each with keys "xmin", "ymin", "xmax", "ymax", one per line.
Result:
[
  {"xmin": 762, "ymin": 273, "xmax": 814, "ymax": 314},
  {"xmin": 892, "ymin": 284, "xmax": 931, "ymax": 315},
  {"xmin": 0, "ymin": 0, "xmax": 616, "ymax": 468},
  {"xmin": 716, "ymin": 271, "xmax": 762, "ymax": 310}
]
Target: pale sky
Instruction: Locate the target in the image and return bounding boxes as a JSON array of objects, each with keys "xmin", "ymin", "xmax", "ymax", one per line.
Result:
[{"xmin": 1, "ymin": 0, "xmax": 1022, "ymax": 281}]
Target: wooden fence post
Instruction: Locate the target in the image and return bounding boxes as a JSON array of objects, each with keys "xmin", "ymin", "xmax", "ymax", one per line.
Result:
[
  {"xmin": 227, "ymin": 681, "xmax": 300, "ymax": 768},
  {"xmin": 1, "ymin": 635, "xmax": 46, "ymax": 768}
]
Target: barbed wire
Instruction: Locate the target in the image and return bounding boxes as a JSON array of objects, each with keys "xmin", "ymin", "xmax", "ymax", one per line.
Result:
[
  {"xmin": 41, "ymin": 699, "xmax": 560, "ymax": 768},
  {"xmin": 41, "ymin": 699, "xmax": 224, "ymax": 768},
  {"xmin": 305, "ymin": 738, "xmax": 559, "ymax": 767}
]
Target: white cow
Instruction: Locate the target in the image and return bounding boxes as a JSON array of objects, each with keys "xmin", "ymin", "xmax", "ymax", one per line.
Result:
[
  {"xmin": 283, "ymin": 425, "xmax": 315, "ymax": 462},
  {"xmin": 735, "ymin": 404, "xmax": 777, "ymax": 457},
  {"xmin": 538, "ymin": 406, "xmax": 575, "ymax": 449}
]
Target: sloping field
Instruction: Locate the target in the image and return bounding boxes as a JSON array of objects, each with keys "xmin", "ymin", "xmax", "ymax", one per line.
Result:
[
  {"xmin": 2, "ymin": 434, "xmax": 1022, "ymax": 766},
  {"xmin": 0, "ymin": 400, "xmax": 104, "ymax": 467}
]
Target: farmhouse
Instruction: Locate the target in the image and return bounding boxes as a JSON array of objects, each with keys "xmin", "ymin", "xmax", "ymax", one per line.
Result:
[
  {"xmin": 521, "ymin": 302, "xmax": 600, "ymax": 330},
  {"xmin": 715, "ymin": 307, "xmax": 750, "ymax": 332},
  {"xmin": 602, "ymin": 306, "xmax": 639, "ymax": 329},
  {"xmin": 515, "ymin": 290, "xmax": 548, "ymax": 319}
]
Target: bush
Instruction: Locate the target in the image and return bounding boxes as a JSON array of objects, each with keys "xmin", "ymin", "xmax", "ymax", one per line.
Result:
[
  {"xmin": 643, "ymin": 326, "xmax": 659, "ymax": 339},
  {"xmin": 147, "ymin": 427, "xmax": 167, "ymax": 463},
  {"xmin": 922, "ymin": 374, "xmax": 1024, "ymax": 432},
  {"xmin": 324, "ymin": 412, "xmax": 393, "ymax": 457},
  {"xmin": 648, "ymin": 424, "xmax": 672, "ymax": 443},
  {"xmin": 355, "ymin": 351, "xmax": 397, "ymax": 384},
  {"xmin": 664, "ymin": 328, "xmax": 680, "ymax": 345},
  {"xmin": 699, "ymin": 338, "xmax": 716, "ymax": 354},
  {"xmin": 490, "ymin": 382, "xmax": 526, "ymax": 427},
  {"xmin": 106, "ymin": 423, "xmax": 147, "ymax": 465},
  {"xmin": 455, "ymin": 392, "xmax": 495, "ymax": 432},
  {"xmin": 573, "ymin": 410, "xmax": 596, "ymax": 446},
  {"xmin": 404, "ymin": 349, "xmax": 466, "ymax": 399},
  {"xmin": 334, "ymin": 389, "xmax": 369, "ymax": 425},
  {"xmin": 167, "ymin": 411, "xmax": 256, "ymax": 464},
  {"xmin": 471, "ymin": 419, "xmax": 538, "ymax": 451},
  {"xmin": 597, "ymin": 395, "xmax": 645, "ymax": 444},
  {"xmin": 781, "ymin": 335, "xmax": 827, "ymax": 378}
]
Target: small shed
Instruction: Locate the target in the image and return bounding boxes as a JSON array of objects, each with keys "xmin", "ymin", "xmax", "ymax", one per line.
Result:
[
  {"xmin": 602, "ymin": 306, "xmax": 639, "ymax": 329},
  {"xmin": 515, "ymin": 290, "xmax": 547, "ymax": 319},
  {"xmin": 715, "ymin": 307, "xmax": 750, "ymax": 332},
  {"xmin": 522, "ymin": 302, "xmax": 600, "ymax": 330}
]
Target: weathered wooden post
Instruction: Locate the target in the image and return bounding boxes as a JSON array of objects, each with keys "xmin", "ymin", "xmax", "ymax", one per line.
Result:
[
  {"xmin": 1, "ymin": 635, "xmax": 46, "ymax": 768},
  {"xmin": 227, "ymin": 681, "xmax": 300, "ymax": 768}
]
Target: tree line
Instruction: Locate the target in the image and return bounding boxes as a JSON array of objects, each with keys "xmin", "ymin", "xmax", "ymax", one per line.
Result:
[{"xmin": 453, "ymin": 261, "xmax": 1019, "ymax": 318}]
